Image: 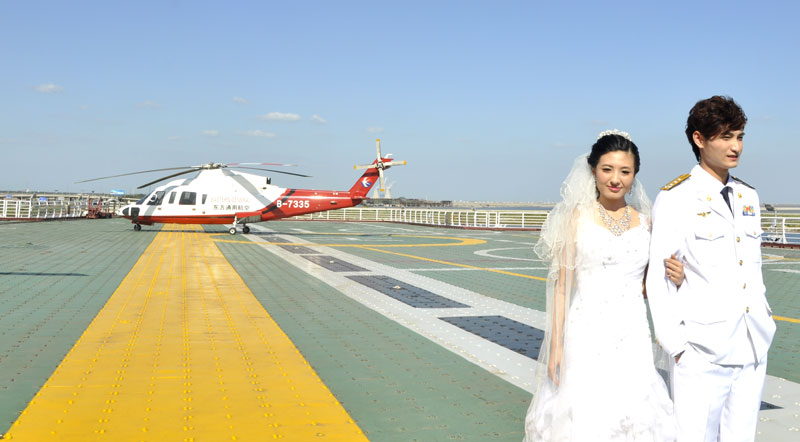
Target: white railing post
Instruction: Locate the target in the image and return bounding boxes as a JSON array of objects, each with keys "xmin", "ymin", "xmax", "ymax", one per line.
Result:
[{"xmin": 781, "ymin": 218, "xmax": 787, "ymax": 244}]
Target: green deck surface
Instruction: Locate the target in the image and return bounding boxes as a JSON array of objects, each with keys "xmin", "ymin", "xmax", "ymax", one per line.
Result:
[
  {"xmin": 254, "ymin": 221, "xmax": 800, "ymax": 385},
  {"xmin": 0, "ymin": 219, "xmax": 157, "ymax": 434},
  {"xmin": 761, "ymin": 246, "xmax": 800, "ymax": 383},
  {"xmin": 213, "ymin": 224, "xmax": 531, "ymax": 441},
  {"xmin": 1, "ymin": 218, "xmax": 798, "ymax": 440}
]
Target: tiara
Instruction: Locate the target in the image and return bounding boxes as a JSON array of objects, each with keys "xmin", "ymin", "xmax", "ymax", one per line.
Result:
[{"xmin": 597, "ymin": 129, "xmax": 632, "ymax": 142}]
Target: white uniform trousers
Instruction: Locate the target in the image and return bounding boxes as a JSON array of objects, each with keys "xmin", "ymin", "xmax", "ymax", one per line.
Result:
[{"xmin": 671, "ymin": 347, "xmax": 767, "ymax": 442}]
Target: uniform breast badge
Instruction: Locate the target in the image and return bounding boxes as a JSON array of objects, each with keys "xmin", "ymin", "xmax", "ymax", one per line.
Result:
[
  {"xmin": 743, "ymin": 205, "xmax": 755, "ymax": 216},
  {"xmin": 697, "ymin": 211, "xmax": 710, "ymax": 217}
]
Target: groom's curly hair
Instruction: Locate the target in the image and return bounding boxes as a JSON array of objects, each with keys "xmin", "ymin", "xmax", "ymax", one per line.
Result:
[{"xmin": 686, "ymin": 95, "xmax": 747, "ymax": 161}]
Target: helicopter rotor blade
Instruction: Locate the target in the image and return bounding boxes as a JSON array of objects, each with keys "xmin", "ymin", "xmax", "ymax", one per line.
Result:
[
  {"xmin": 379, "ymin": 168, "xmax": 386, "ymax": 192},
  {"xmin": 231, "ymin": 167, "xmax": 312, "ymax": 178},
  {"xmin": 226, "ymin": 162, "xmax": 298, "ymax": 167},
  {"xmin": 75, "ymin": 166, "xmax": 196, "ymax": 184},
  {"xmin": 137, "ymin": 168, "xmax": 202, "ymax": 189}
]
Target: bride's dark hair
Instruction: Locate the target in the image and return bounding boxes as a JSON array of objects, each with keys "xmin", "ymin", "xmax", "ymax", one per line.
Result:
[{"xmin": 587, "ymin": 134, "xmax": 640, "ymax": 174}]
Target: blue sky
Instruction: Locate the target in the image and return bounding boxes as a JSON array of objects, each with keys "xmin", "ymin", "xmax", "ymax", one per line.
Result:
[{"xmin": 1, "ymin": 1, "xmax": 798, "ymax": 203}]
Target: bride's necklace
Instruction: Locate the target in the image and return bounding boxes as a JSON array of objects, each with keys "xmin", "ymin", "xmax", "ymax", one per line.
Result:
[{"xmin": 596, "ymin": 201, "xmax": 631, "ymax": 236}]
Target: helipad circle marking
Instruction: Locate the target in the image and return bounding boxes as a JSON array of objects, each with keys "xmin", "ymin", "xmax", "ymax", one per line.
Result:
[{"xmin": 473, "ymin": 247, "xmax": 538, "ymax": 262}]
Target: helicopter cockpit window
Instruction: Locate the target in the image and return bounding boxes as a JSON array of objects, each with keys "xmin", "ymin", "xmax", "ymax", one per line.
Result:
[
  {"xmin": 179, "ymin": 192, "xmax": 196, "ymax": 205},
  {"xmin": 146, "ymin": 191, "xmax": 166, "ymax": 206},
  {"xmin": 202, "ymin": 194, "xmax": 207, "ymax": 204},
  {"xmin": 168, "ymin": 192, "xmax": 176, "ymax": 204}
]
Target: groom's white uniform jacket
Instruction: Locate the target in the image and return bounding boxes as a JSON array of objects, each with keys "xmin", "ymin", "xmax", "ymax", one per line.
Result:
[{"xmin": 646, "ymin": 165, "xmax": 776, "ymax": 365}]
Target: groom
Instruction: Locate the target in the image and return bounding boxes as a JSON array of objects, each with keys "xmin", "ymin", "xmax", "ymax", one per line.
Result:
[{"xmin": 646, "ymin": 95, "xmax": 776, "ymax": 441}]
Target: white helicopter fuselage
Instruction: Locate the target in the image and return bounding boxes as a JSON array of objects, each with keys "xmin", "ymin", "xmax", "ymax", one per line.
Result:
[{"xmin": 118, "ymin": 163, "xmax": 385, "ymax": 231}]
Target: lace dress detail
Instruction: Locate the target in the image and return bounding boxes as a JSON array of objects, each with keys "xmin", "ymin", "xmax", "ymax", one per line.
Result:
[{"xmin": 525, "ymin": 217, "xmax": 675, "ymax": 441}]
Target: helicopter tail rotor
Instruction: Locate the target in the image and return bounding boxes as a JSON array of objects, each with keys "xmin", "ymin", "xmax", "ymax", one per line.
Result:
[{"xmin": 353, "ymin": 139, "xmax": 406, "ymax": 193}]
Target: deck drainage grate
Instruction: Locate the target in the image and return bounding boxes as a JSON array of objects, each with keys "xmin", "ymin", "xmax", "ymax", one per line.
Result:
[
  {"xmin": 302, "ymin": 255, "xmax": 368, "ymax": 272},
  {"xmin": 440, "ymin": 315, "xmax": 544, "ymax": 359},
  {"xmin": 279, "ymin": 245, "xmax": 319, "ymax": 254},
  {"xmin": 260, "ymin": 235, "xmax": 319, "ymax": 254},
  {"xmin": 346, "ymin": 275, "xmax": 470, "ymax": 308}
]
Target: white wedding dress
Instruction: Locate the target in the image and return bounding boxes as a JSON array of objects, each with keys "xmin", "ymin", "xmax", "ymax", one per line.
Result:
[{"xmin": 525, "ymin": 216, "xmax": 675, "ymax": 441}]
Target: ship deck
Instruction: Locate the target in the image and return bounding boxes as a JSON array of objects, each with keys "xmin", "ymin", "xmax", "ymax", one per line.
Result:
[{"xmin": 1, "ymin": 218, "xmax": 799, "ymax": 441}]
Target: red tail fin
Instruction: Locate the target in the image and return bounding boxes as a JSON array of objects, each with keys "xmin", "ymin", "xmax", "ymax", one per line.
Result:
[{"xmin": 349, "ymin": 165, "xmax": 380, "ymax": 198}]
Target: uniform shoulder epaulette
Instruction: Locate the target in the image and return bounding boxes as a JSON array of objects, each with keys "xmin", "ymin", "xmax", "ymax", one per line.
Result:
[
  {"xmin": 661, "ymin": 173, "xmax": 690, "ymax": 191},
  {"xmin": 731, "ymin": 175, "xmax": 755, "ymax": 189}
]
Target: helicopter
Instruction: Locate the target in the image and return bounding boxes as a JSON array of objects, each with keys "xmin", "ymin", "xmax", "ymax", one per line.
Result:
[{"xmin": 77, "ymin": 139, "xmax": 405, "ymax": 234}]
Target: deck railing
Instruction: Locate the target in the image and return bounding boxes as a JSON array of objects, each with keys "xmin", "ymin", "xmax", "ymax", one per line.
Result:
[
  {"xmin": 0, "ymin": 200, "xmax": 80, "ymax": 219},
  {"xmin": 299, "ymin": 207, "xmax": 549, "ymax": 230},
  {"xmin": 762, "ymin": 214, "xmax": 800, "ymax": 245},
  {"xmin": 294, "ymin": 207, "xmax": 800, "ymax": 244},
  {"xmin": 3, "ymin": 201, "xmax": 798, "ymax": 245},
  {"xmin": 0, "ymin": 199, "xmax": 119, "ymax": 220}
]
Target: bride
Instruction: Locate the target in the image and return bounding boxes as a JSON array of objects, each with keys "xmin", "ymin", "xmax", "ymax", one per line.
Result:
[{"xmin": 524, "ymin": 130, "xmax": 682, "ymax": 441}]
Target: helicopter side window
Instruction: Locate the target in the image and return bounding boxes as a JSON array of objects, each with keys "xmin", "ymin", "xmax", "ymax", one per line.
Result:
[
  {"xmin": 179, "ymin": 192, "xmax": 196, "ymax": 205},
  {"xmin": 146, "ymin": 191, "xmax": 166, "ymax": 206},
  {"xmin": 168, "ymin": 192, "xmax": 176, "ymax": 204},
  {"xmin": 202, "ymin": 194, "xmax": 207, "ymax": 204}
]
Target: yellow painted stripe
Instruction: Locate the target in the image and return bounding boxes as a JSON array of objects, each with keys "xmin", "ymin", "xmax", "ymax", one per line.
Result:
[
  {"xmin": 214, "ymin": 234, "xmax": 487, "ymax": 248},
  {"xmin": 359, "ymin": 246, "xmax": 548, "ymax": 281},
  {"xmin": 6, "ymin": 225, "xmax": 367, "ymax": 441},
  {"xmin": 774, "ymin": 315, "xmax": 800, "ymax": 324}
]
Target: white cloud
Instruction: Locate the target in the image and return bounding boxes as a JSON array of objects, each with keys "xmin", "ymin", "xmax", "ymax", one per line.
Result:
[
  {"xmin": 366, "ymin": 127, "xmax": 384, "ymax": 133},
  {"xmin": 311, "ymin": 114, "xmax": 327, "ymax": 124},
  {"xmin": 233, "ymin": 96, "xmax": 248, "ymax": 104},
  {"xmin": 137, "ymin": 100, "xmax": 162, "ymax": 109},
  {"xmin": 240, "ymin": 130, "xmax": 276, "ymax": 138},
  {"xmin": 202, "ymin": 130, "xmax": 220, "ymax": 137},
  {"xmin": 35, "ymin": 83, "xmax": 64, "ymax": 93},
  {"xmin": 258, "ymin": 112, "xmax": 301, "ymax": 121}
]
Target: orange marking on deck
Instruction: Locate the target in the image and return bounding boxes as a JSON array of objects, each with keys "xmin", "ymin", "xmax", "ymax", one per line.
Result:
[{"xmin": 5, "ymin": 224, "xmax": 367, "ymax": 441}]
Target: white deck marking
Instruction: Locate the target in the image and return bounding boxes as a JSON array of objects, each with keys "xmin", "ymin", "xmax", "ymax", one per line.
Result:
[
  {"xmin": 244, "ymin": 224, "xmax": 800, "ymax": 440},
  {"xmin": 249, "ymin": 224, "xmax": 544, "ymax": 393},
  {"xmin": 474, "ymin": 247, "xmax": 540, "ymax": 262}
]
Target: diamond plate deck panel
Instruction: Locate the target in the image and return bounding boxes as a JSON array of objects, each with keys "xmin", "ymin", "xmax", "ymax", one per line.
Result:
[
  {"xmin": 256, "ymin": 234, "xmax": 319, "ymax": 254},
  {"xmin": 302, "ymin": 255, "xmax": 369, "ymax": 272},
  {"xmin": 441, "ymin": 315, "xmax": 544, "ymax": 359},
  {"xmin": 346, "ymin": 275, "xmax": 470, "ymax": 308}
]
